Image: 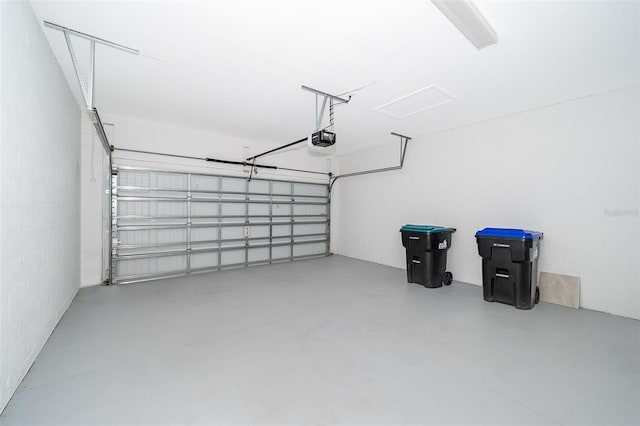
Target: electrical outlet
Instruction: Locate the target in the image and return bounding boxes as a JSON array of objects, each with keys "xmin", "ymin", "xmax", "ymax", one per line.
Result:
[{"xmin": 244, "ymin": 226, "xmax": 250, "ymax": 237}]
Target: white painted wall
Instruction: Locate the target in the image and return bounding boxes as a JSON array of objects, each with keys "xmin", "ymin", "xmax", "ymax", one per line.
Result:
[
  {"xmin": 103, "ymin": 113, "xmax": 331, "ymax": 179},
  {"xmin": 0, "ymin": 0, "xmax": 81, "ymax": 413},
  {"xmin": 80, "ymin": 114, "xmax": 330, "ymax": 287},
  {"xmin": 333, "ymin": 86, "xmax": 639, "ymax": 319}
]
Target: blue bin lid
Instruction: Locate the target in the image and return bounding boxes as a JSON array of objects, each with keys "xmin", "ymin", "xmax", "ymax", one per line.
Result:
[
  {"xmin": 400, "ymin": 224, "xmax": 456, "ymax": 233},
  {"xmin": 475, "ymin": 228, "xmax": 543, "ymax": 239}
]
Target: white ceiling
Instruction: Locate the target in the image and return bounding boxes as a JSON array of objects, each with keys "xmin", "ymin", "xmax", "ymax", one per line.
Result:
[{"xmin": 30, "ymin": 0, "xmax": 639, "ymax": 154}]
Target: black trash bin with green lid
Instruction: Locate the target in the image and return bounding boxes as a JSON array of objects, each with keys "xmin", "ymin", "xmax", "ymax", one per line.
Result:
[
  {"xmin": 400, "ymin": 225, "xmax": 456, "ymax": 288},
  {"xmin": 475, "ymin": 228, "xmax": 543, "ymax": 310}
]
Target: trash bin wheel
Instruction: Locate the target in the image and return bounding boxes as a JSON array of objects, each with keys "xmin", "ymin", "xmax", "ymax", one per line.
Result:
[
  {"xmin": 443, "ymin": 272, "xmax": 453, "ymax": 286},
  {"xmin": 535, "ymin": 287, "xmax": 540, "ymax": 304}
]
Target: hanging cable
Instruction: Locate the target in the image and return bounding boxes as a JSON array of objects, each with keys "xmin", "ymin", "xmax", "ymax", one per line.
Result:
[
  {"xmin": 245, "ymin": 137, "xmax": 309, "ymax": 162},
  {"xmin": 329, "ymin": 99, "xmax": 334, "ymax": 131},
  {"xmin": 90, "ymin": 127, "xmax": 97, "ymax": 183},
  {"xmin": 337, "ymin": 81, "xmax": 376, "ymax": 98},
  {"xmin": 112, "ymin": 147, "xmax": 330, "ymax": 176},
  {"xmin": 248, "ymin": 157, "xmax": 257, "ymax": 182}
]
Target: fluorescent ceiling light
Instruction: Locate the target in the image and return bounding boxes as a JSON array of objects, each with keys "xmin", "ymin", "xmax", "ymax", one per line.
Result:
[{"xmin": 431, "ymin": 0, "xmax": 498, "ymax": 50}]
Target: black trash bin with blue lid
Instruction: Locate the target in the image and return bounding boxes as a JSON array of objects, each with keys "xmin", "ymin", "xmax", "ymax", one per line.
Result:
[
  {"xmin": 475, "ymin": 228, "xmax": 543, "ymax": 310},
  {"xmin": 400, "ymin": 225, "xmax": 456, "ymax": 288}
]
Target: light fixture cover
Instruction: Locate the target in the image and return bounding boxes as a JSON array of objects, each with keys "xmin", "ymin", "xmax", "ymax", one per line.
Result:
[{"xmin": 431, "ymin": 0, "xmax": 498, "ymax": 50}]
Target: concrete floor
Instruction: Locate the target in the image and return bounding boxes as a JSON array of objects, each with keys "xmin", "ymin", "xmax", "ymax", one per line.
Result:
[{"xmin": 1, "ymin": 255, "xmax": 639, "ymax": 425}]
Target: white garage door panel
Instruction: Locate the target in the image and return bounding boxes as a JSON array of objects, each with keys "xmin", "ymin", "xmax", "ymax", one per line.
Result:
[
  {"xmin": 294, "ymin": 183, "xmax": 326, "ymax": 197},
  {"xmin": 293, "ymin": 223, "xmax": 327, "ymax": 235},
  {"xmin": 191, "ymin": 227, "xmax": 219, "ymax": 242},
  {"xmin": 190, "ymin": 252, "xmax": 219, "ymax": 269},
  {"xmin": 248, "ymin": 203, "xmax": 270, "ymax": 216},
  {"xmin": 293, "ymin": 242, "xmax": 327, "ymax": 257},
  {"xmin": 191, "ymin": 175, "xmax": 219, "ymax": 191},
  {"xmin": 221, "ymin": 249, "xmax": 245, "ymax": 265},
  {"xmin": 271, "ymin": 245, "xmax": 291, "ymax": 260},
  {"xmin": 118, "ymin": 201, "xmax": 188, "ymax": 218},
  {"xmin": 248, "ymin": 247, "xmax": 270, "ymax": 262},
  {"xmin": 111, "ymin": 166, "xmax": 330, "ymax": 284},
  {"xmin": 117, "ymin": 254, "xmax": 188, "ymax": 280},
  {"xmin": 294, "ymin": 203, "xmax": 327, "ymax": 216},
  {"xmin": 272, "ymin": 225, "xmax": 292, "ymax": 237},
  {"xmin": 119, "ymin": 228, "xmax": 187, "ymax": 246},
  {"xmin": 191, "ymin": 202, "xmax": 219, "ymax": 216},
  {"xmin": 220, "ymin": 178, "xmax": 245, "ymax": 192},
  {"xmin": 220, "ymin": 203, "xmax": 245, "ymax": 216},
  {"xmin": 248, "ymin": 225, "xmax": 270, "ymax": 238},
  {"xmin": 272, "ymin": 204, "xmax": 292, "ymax": 216}
]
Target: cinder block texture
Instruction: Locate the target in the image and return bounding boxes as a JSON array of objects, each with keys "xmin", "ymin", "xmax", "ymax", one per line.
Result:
[{"xmin": 0, "ymin": 1, "xmax": 81, "ymax": 414}]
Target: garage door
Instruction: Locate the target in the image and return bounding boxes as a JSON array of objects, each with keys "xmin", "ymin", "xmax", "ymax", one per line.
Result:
[{"xmin": 111, "ymin": 166, "xmax": 330, "ymax": 284}]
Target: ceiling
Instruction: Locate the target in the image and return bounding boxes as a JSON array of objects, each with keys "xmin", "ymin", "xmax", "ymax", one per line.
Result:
[{"xmin": 30, "ymin": 0, "xmax": 639, "ymax": 155}]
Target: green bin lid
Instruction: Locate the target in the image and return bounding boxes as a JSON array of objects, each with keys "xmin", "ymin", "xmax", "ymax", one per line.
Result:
[{"xmin": 400, "ymin": 224, "xmax": 456, "ymax": 233}]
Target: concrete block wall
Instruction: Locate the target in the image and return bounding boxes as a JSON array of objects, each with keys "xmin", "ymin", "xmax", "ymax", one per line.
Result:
[{"xmin": 0, "ymin": 1, "xmax": 81, "ymax": 412}]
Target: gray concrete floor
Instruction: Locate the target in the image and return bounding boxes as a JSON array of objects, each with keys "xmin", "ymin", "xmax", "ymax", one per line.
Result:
[{"xmin": 1, "ymin": 255, "xmax": 639, "ymax": 425}]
